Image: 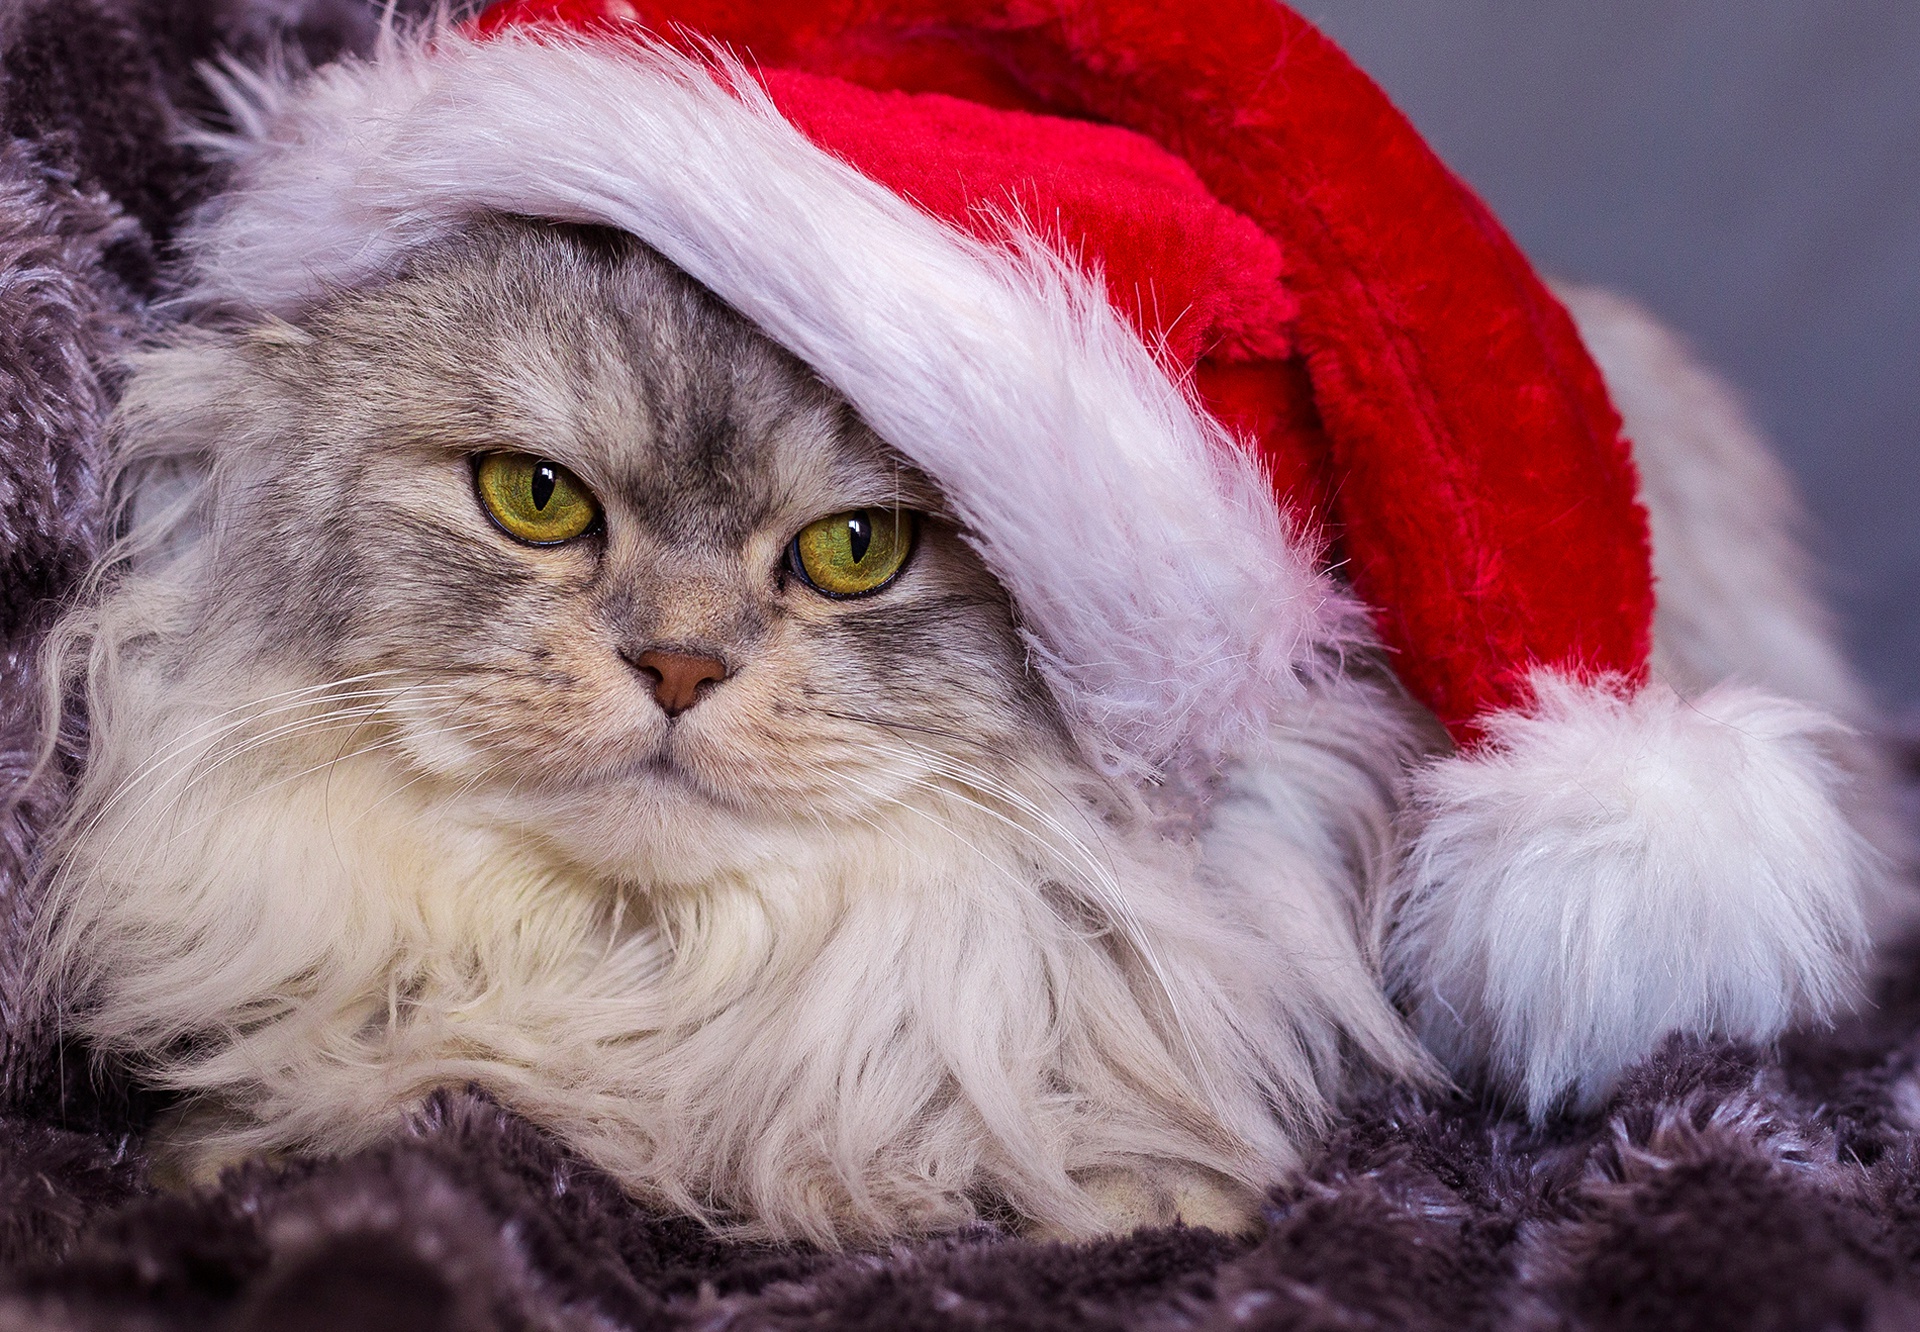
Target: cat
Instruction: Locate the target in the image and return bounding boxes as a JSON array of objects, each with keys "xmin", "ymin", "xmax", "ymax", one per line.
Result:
[
  {"xmin": 24, "ymin": 214, "xmax": 1900, "ymax": 1246},
  {"xmin": 29, "ymin": 218, "xmax": 1430, "ymax": 1241}
]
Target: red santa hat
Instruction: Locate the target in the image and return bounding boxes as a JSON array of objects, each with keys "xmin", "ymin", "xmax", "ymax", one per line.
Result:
[{"xmin": 183, "ymin": 0, "xmax": 1871, "ymax": 1109}]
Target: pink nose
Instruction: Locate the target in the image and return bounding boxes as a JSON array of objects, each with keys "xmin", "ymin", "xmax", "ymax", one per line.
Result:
[{"xmin": 630, "ymin": 649, "xmax": 729, "ymax": 716}]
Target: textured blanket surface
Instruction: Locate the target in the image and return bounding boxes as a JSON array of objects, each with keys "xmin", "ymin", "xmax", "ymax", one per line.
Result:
[{"xmin": 4, "ymin": 4, "xmax": 1920, "ymax": 1329}]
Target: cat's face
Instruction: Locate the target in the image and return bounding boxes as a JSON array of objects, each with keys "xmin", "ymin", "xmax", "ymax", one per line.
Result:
[{"xmin": 183, "ymin": 221, "xmax": 1061, "ymax": 869}]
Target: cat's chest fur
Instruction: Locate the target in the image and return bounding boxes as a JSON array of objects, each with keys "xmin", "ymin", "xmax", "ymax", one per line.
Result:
[{"xmin": 87, "ymin": 663, "xmax": 1310, "ymax": 1241}]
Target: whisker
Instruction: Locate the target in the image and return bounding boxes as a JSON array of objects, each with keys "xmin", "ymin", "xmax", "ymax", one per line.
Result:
[
  {"xmin": 46, "ymin": 687, "xmax": 473, "ymax": 917},
  {"xmin": 811, "ymin": 708, "xmax": 979, "ymax": 748},
  {"xmin": 87, "ymin": 690, "xmax": 470, "ymax": 851},
  {"xmin": 826, "ymin": 769, "xmax": 1038, "ymax": 902},
  {"xmin": 167, "ymin": 718, "xmax": 503, "ymax": 848},
  {"xmin": 332, "ymin": 724, "xmax": 510, "ymax": 831},
  {"xmin": 56, "ymin": 671, "xmax": 447, "ymax": 851},
  {"xmin": 59, "ymin": 677, "xmax": 466, "ymax": 834}
]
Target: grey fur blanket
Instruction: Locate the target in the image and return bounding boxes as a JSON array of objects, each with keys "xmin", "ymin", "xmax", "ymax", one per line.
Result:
[{"xmin": 4, "ymin": 5, "xmax": 1920, "ymax": 1328}]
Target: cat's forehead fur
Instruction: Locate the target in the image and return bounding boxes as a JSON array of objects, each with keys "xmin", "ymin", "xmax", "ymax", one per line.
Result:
[{"xmin": 281, "ymin": 219, "xmax": 940, "ymax": 545}]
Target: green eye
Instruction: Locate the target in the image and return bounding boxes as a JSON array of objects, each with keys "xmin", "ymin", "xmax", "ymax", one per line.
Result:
[
  {"xmin": 789, "ymin": 508, "xmax": 916, "ymax": 598},
  {"xmin": 474, "ymin": 453, "xmax": 599, "ymax": 545}
]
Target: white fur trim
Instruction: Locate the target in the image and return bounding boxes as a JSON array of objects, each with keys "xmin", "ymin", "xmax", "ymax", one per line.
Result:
[
  {"xmin": 1384, "ymin": 670, "xmax": 1875, "ymax": 1118},
  {"xmin": 181, "ymin": 25, "xmax": 1348, "ymax": 776}
]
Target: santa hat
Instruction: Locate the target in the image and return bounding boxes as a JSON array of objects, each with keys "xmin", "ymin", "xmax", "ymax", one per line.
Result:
[{"xmin": 182, "ymin": 0, "xmax": 1873, "ymax": 1111}]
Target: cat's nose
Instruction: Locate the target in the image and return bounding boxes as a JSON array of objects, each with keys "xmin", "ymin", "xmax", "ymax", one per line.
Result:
[{"xmin": 626, "ymin": 648, "xmax": 729, "ymax": 717}]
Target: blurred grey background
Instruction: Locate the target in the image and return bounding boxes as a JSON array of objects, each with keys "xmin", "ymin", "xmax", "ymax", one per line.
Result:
[{"xmin": 1300, "ymin": 2, "xmax": 1920, "ymax": 721}]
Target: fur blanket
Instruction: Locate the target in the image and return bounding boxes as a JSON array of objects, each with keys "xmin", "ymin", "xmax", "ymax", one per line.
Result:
[{"xmin": 4, "ymin": 4, "xmax": 1920, "ymax": 1328}]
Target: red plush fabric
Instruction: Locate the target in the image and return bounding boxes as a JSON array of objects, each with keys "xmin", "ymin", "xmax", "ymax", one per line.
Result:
[
  {"xmin": 476, "ymin": 0, "xmax": 1656, "ymax": 745},
  {"xmin": 765, "ymin": 72, "xmax": 1298, "ymax": 369},
  {"xmin": 759, "ymin": 70, "xmax": 1332, "ymax": 527}
]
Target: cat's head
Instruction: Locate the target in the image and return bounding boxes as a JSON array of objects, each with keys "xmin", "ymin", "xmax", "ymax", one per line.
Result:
[{"xmin": 122, "ymin": 219, "xmax": 1070, "ymax": 875}]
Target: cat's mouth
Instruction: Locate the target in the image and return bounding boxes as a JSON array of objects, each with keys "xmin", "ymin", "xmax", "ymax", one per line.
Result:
[
  {"xmin": 623, "ymin": 737, "xmax": 744, "ymax": 805},
  {"xmin": 630, "ymin": 725, "xmax": 810, "ymax": 814}
]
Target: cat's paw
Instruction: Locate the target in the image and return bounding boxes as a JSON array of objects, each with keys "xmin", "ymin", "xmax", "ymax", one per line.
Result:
[
  {"xmin": 145, "ymin": 1102, "xmax": 275, "ymax": 1191},
  {"xmin": 1049, "ymin": 1164, "xmax": 1264, "ymax": 1239}
]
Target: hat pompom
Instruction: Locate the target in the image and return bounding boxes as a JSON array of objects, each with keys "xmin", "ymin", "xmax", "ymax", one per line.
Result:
[{"xmin": 1386, "ymin": 671, "xmax": 1874, "ymax": 1116}]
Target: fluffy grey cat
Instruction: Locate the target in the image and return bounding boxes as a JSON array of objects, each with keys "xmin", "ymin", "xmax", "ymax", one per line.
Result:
[{"xmin": 26, "ymin": 214, "xmax": 1897, "ymax": 1245}]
